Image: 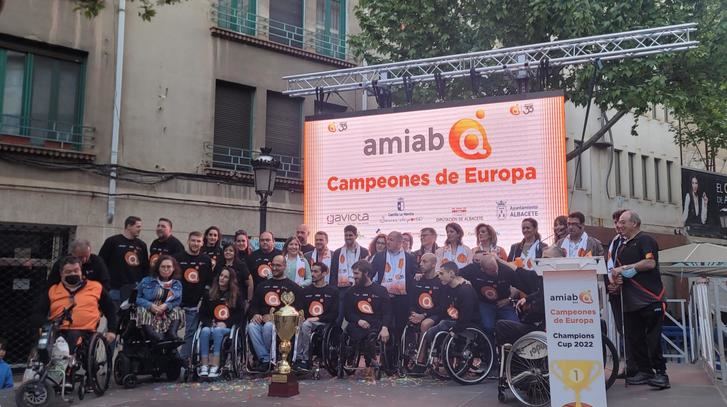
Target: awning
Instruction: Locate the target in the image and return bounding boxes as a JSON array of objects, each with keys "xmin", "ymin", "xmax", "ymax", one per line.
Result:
[{"xmin": 659, "ymin": 243, "xmax": 727, "ymax": 276}]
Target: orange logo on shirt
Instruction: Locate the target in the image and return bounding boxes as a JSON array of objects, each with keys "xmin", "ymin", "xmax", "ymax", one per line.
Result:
[
  {"xmin": 298, "ymin": 267, "xmax": 306, "ymax": 278},
  {"xmin": 398, "ymin": 258, "xmax": 405, "ymax": 269},
  {"xmin": 357, "ymin": 300, "xmax": 374, "ymax": 314},
  {"xmin": 418, "ymin": 293, "xmax": 434, "ymax": 310},
  {"xmin": 149, "ymin": 253, "xmax": 160, "ymax": 268},
  {"xmin": 577, "ymin": 248, "xmax": 592, "ymax": 257},
  {"xmin": 308, "ymin": 300, "xmax": 324, "ymax": 317},
  {"xmin": 184, "ymin": 268, "xmax": 199, "ymax": 283},
  {"xmin": 264, "ymin": 291, "xmax": 280, "ymax": 307},
  {"xmin": 457, "ymin": 253, "xmax": 467, "ymax": 263},
  {"xmin": 214, "ymin": 304, "xmax": 230, "ymax": 320},
  {"xmin": 481, "ymin": 286, "xmax": 498, "ymax": 301},
  {"xmin": 645, "ymin": 253, "xmax": 654, "ymax": 260},
  {"xmin": 447, "ymin": 305, "xmax": 459, "ymax": 320},
  {"xmin": 385, "ymin": 263, "xmax": 392, "ymax": 273},
  {"xmin": 125, "ymin": 251, "xmax": 140, "ymax": 267},
  {"xmin": 257, "ymin": 264, "xmax": 271, "ymax": 278}
]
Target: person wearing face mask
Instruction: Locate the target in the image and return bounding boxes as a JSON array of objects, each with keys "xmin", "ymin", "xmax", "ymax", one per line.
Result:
[
  {"xmin": 34, "ymin": 256, "xmax": 117, "ymax": 353},
  {"xmin": 48, "ymin": 239, "xmax": 110, "ymax": 291},
  {"xmin": 135, "ymin": 255, "xmax": 184, "ymax": 343},
  {"xmin": 556, "ymin": 211, "xmax": 604, "ymax": 258}
]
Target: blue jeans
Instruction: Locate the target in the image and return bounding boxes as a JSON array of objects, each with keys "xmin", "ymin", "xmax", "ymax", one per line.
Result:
[
  {"xmin": 479, "ymin": 301, "xmax": 518, "ymax": 338},
  {"xmin": 180, "ymin": 308, "xmax": 199, "ymax": 362},
  {"xmin": 246, "ymin": 321, "xmax": 274, "ymax": 363},
  {"xmin": 199, "ymin": 326, "xmax": 231, "ymax": 358}
]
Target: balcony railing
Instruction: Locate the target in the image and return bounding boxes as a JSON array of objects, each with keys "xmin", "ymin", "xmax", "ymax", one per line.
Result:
[
  {"xmin": 214, "ymin": 3, "xmax": 351, "ymax": 61},
  {"xmin": 0, "ymin": 114, "xmax": 94, "ymax": 152},
  {"xmin": 204, "ymin": 142, "xmax": 302, "ymax": 179}
]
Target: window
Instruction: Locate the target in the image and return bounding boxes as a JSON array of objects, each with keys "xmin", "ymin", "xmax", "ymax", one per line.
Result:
[
  {"xmin": 641, "ymin": 155, "xmax": 649, "ymax": 200},
  {"xmin": 316, "ymin": 0, "xmax": 346, "ymax": 59},
  {"xmin": 628, "ymin": 153, "xmax": 636, "ymax": 198},
  {"xmin": 654, "ymin": 158, "xmax": 662, "ymax": 201},
  {"xmin": 212, "ymin": 80, "xmax": 254, "ymax": 169},
  {"xmin": 269, "ymin": 0, "xmax": 304, "ymax": 48},
  {"xmin": 265, "ymin": 91, "xmax": 302, "ymax": 158},
  {"xmin": 218, "ymin": 0, "xmax": 256, "ymax": 35},
  {"xmin": 614, "ymin": 149, "xmax": 622, "ymax": 196},
  {"xmin": 666, "ymin": 160, "xmax": 674, "ymax": 203},
  {"xmin": 0, "ymin": 38, "xmax": 86, "ymax": 148},
  {"xmin": 573, "ymin": 140, "xmax": 583, "ymax": 189}
]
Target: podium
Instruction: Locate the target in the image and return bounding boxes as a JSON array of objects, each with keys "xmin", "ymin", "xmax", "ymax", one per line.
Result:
[{"xmin": 534, "ymin": 257, "xmax": 608, "ymax": 407}]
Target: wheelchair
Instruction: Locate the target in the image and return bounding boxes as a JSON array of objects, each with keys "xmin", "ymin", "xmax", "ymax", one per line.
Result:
[
  {"xmin": 398, "ymin": 323, "xmax": 450, "ymax": 380},
  {"xmin": 189, "ymin": 323, "xmax": 245, "ymax": 381},
  {"xmin": 496, "ymin": 329, "xmax": 619, "ymax": 406},
  {"xmin": 337, "ymin": 328, "xmax": 388, "ymax": 380},
  {"xmin": 297, "ymin": 323, "xmax": 342, "ymax": 379},
  {"xmin": 113, "ymin": 290, "xmax": 185, "ymax": 388},
  {"xmin": 16, "ymin": 307, "xmax": 111, "ymax": 406},
  {"xmin": 239, "ymin": 321, "xmax": 287, "ymax": 376}
]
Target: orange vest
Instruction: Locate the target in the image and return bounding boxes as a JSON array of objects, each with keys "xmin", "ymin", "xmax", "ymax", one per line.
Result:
[{"xmin": 48, "ymin": 280, "xmax": 103, "ymax": 331}]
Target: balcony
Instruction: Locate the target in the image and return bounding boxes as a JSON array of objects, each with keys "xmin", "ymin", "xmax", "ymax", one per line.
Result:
[
  {"xmin": 212, "ymin": 3, "xmax": 355, "ymax": 68},
  {"xmin": 203, "ymin": 142, "xmax": 303, "ymax": 190},
  {"xmin": 0, "ymin": 114, "xmax": 95, "ymax": 161}
]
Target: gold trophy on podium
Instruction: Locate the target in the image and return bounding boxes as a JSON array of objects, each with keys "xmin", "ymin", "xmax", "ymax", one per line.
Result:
[
  {"xmin": 551, "ymin": 359, "xmax": 602, "ymax": 407},
  {"xmin": 268, "ymin": 291, "xmax": 302, "ymax": 397}
]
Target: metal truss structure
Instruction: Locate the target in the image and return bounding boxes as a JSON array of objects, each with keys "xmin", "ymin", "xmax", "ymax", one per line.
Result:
[{"xmin": 283, "ymin": 23, "xmax": 698, "ymax": 97}]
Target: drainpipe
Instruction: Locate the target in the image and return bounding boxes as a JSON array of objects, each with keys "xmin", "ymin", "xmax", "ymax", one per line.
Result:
[{"xmin": 107, "ymin": 0, "xmax": 126, "ymax": 224}]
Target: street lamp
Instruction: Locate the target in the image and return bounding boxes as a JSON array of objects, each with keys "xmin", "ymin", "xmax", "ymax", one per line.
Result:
[{"xmin": 252, "ymin": 147, "xmax": 280, "ymax": 234}]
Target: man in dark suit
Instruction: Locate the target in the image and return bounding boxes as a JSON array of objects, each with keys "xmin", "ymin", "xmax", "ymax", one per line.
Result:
[{"xmin": 371, "ymin": 231, "xmax": 418, "ymax": 369}]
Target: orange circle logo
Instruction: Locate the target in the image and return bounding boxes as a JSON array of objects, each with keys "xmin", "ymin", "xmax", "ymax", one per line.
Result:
[
  {"xmin": 297, "ymin": 267, "xmax": 306, "ymax": 278},
  {"xmin": 214, "ymin": 304, "xmax": 230, "ymax": 320},
  {"xmin": 418, "ymin": 293, "xmax": 434, "ymax": 310},
  {"xmin": 385, "ymin": 263, "xmax": 392, "ymax": 273},
  {"xmin": 125, "ymin": 251, "xmax": 140, "ymax": 266},
  {"xmin": 308, "ymin": 300, "xmax": 324, "ymax": 317},
  {"xmin": 257, "ymin": 264, "xmax": 271, "ymax": 278},
  {"xmin": 184, "ymin": 268, "xmax": 199, "ymax": 283},
  {"xmin": 456, "ymin": 253, "xmax": 467, "ymax": 263},
  {"xmin": 339, "ymin": 254, "xmax": 345, "ymax": 263},
  {"xmin": 447, "ymin": 305, "xmax": 459, "ymax": 320},
  {"xmin": 448, "ymin": 112, "xmax": 492, "ymax": 160},
  {"xmin": 149, "ymin": 253, "xmax": 160, "ymax": 267},
  {"xmin": 264, "ymin": 291, "xmax": 280, "ymax": 307},
  {"xmin": 357, "ymin": 300, "xmax": 374, "ymax": 314},
  {"xmin": 398, "ymin": 258, "xmax": 405, "ymax": 268},
  {"xmin": 328, "ymin": 122, "xmax": 337, "ymax": 132},
  {"xmin": 513, "ymin": 257, "xmax": 524, "ymax": 268},
  {"xmin": 481, "ymin": 286, "xmax": 498, "ymax": 301}
]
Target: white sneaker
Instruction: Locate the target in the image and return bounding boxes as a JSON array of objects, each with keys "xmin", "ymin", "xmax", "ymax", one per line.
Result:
[
  {"xmin": 208, "ymin": 366, "xmax": 220, "ymax": 378},
  {"xmin": 199, "ymin": 365, "xmax": 209, "ymax": 377}
]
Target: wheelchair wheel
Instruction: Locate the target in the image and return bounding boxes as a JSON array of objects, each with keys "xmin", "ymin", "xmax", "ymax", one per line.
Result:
[
  {"xmin": 399, "ymin": 325, "xmax": 419, "ymax": 374},
  {"xmin": 189, "ymin": 326, "xmax": 202, "ymax": 381},
  {"xmin": 87, "ymin": 333, "xmax": 111, "ymax": 396},
  {"xmin": 603, "ymin": 335, "xmax": 619, "ymax": 390},
  {"xmin": 443, "ymin": 327, "xmax": 494, "ymax": 385},
  {"xmin": 323, "ymin": 325, "xmax": 342, "ymax": 377},
  {"xmin": 231, "ymin": 326, "xmax": 246, "ymax": 379},
  {"xmin": 505, "ymin": 331, "xmax": 549, "ymax": 407},
  {"xmin": 15, "ymin": 379, "xmax": 55, "ymax": 407},
  {"xmin": 114, "ymin": 352, "xmax": 130, "ymax": 386}
]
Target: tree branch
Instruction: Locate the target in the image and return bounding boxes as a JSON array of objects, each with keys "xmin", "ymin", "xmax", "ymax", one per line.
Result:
[{"xmin": 566, "ymin": 109, "xmax": 628, "ymax": 161}]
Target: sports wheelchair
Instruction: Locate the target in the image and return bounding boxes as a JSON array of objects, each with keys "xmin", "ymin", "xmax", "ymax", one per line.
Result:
[
  {"xmin": 399, "ymin": 322, "xmax": 494, "ymax": 384},
  {"xmin": 16, "ymin": 306, "xmax": 111, "ymax": 406},
  {"xmin": 496, "ymin": 329, "xmax": 619, "ymax": 406},
  {"xmin": 188, "ymin": 323, "xmax": 245, "ymax": 381},
  {"xmin": 337, "ymin": 327, "xmax": 389, "ymax": 380},
  {"xmin": 113, "ymin": 290, "xmax": 185, "ymax": 388},
  {"xmin": 295, "ymin": 323, "xmax": 342, "ymax": 380}
]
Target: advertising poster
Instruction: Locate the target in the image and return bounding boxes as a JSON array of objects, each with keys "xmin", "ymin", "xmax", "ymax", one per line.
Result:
[
  {"xmin": 303, "ymin": 92, "xmax": 568, "ymax": 249},
  {"xmin": 681, "ymin": 168, "xmax": 727, "ymax": 239},
  {"xmin": 543, "ymin": 269, "xmax": 607, "ymax": 407}
]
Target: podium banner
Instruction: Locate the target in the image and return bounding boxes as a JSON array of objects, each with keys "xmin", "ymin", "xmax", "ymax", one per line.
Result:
[{"xmin": 543, "ymin": 268, "xmax": 607, "ymax": 407}]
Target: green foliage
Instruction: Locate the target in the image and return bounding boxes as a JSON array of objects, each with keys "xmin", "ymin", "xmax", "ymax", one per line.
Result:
[
  {"xmin": 73, "ymin": 0, "xmax": 187, "ymax": 21},
  {"xmin": 351, "ymin": 0, "xmax": 724, "ymax": 152}
]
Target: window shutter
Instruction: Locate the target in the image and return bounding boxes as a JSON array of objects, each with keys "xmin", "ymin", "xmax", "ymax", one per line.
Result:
[
  {"xmin": 214, "ymin": 80, "xmax": 253, "ymax": 150},
  {"xmin": 265, "ymin": 91, "xmax": 301, "ymax": 158}
]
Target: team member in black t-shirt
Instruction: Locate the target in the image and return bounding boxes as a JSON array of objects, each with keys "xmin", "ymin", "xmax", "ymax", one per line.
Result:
[
  {"xmin": 247, "ymin": 231, "xmax": 282, "ymax": 288},
  {"xmin": 215, "ymin": 242, "xmax": 253, "ymax": 305},
  {"xmin": 293, "ymin": 262, "xmax": 339, "ymax": 371},
  {"xmin": 203, "ymin": 226, "xmax": 223, "ymax": 270},
  {"xmin": 409, "ymin": 253, "xmax": 444, "ymax": 334},
  {"xmin": 149, "ymin": 218, "xmax": 185, "ymax": 268},
  {"xmin": 247, "ymin": 255, "xmax": 301, "ymax": 371},
  {"xmin": 48, "ymin": 239, "xmax": 110, "ymax": 290},
  {"xmin": 344, "ymin": 260, "xmax": 391, "ymax": 365},
  {"xmin": 612, "ymin": 210, "xmax": 669, "ymax": 389},
  {"xmin": 174, "ymin": 231, "xmax": 214, "ymax": 363},
  {"xmin": 459, "ymin": 251, "xmax": 519, "ymax": 338},
  {"xmin": 296, "ymin": 224, "xmax": 315, "ymax": 254},
  {"xmin": 99, "ymin": 216, "xmax": 149, "ymax": 306}
]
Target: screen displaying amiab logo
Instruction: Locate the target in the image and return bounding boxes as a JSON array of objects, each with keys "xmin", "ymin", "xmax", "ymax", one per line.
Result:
[{"xmin": 362, "ymin": 109, "xmax": 492, "ymax": 160}]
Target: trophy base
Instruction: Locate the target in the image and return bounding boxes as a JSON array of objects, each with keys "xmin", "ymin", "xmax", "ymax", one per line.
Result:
[{"xmin": 268, "ymin": 373, "xmax": 299, "ymax": 397}]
